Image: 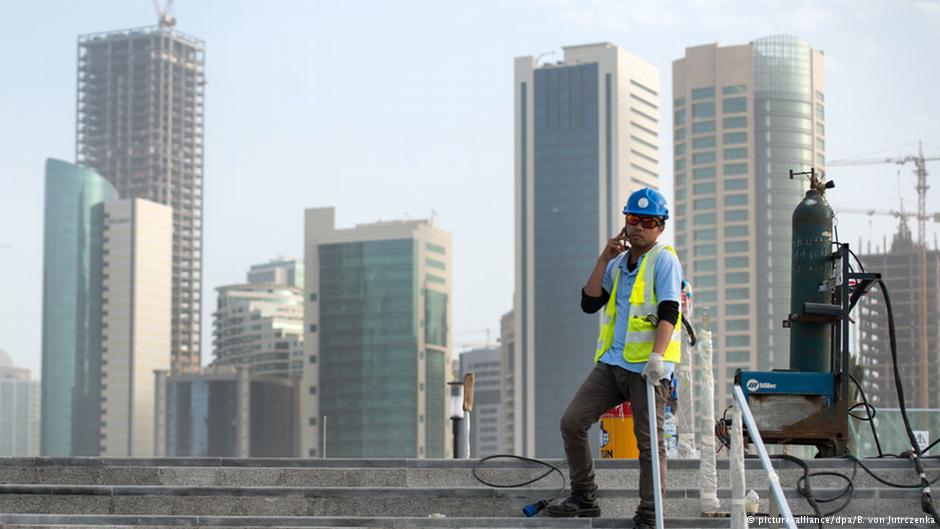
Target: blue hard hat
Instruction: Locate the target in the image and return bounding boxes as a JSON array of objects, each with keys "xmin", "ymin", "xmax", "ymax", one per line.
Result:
[{"xmin": 623, "ymin": 188, "xmax": 669, "ymax": 220}]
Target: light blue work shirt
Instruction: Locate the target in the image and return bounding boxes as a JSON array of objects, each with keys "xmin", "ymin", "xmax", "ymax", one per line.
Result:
[{"xmin": 596, "ymin": 247, "xmax": 683, "ymax": 378}]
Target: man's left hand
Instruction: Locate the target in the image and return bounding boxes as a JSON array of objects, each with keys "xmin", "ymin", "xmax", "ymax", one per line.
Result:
[{"xmin": 643, "ymin": 353, "xmax": 667, "ymax": 381}]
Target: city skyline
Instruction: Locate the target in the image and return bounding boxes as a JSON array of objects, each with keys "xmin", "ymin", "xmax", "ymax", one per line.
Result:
[{"xmin": 3, "ymin": 1, "xmax": 940, "ymax": 377}]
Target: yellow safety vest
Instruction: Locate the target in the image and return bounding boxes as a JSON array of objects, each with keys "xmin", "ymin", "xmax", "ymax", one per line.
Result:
[{"xmin": 593, "ymin": 242, "xmax": 682, "ymax": 364}]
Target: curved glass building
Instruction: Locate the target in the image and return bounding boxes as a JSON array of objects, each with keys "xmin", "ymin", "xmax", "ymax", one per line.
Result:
[
  {"xmin": 672, "ymin": 36, "xmax": 825, "ymax": 407},
  {"xmin": 41, "ymin": 158, "xmax": 117, "ymax": 456}
]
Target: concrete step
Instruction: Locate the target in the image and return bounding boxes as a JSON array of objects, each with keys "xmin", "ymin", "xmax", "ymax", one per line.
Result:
[
  {"xmin": 0, "ymin": 483, "xmax": 930, "ymax": 519},
  {"xmin": 1, "ymin": 457, "xmax": 935, "ymax": 491},
  {"xmin": 0, "ymin": 514, "xmax": 935, "ymax": 529}
]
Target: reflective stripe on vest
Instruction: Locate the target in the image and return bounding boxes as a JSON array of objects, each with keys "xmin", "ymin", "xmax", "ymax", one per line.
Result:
[{"xmin": 593, "ymin": 242, "xmax": 682, "ymax": 364}]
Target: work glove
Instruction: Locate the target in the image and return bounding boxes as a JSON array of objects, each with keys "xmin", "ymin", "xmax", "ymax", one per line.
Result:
[{"xmin": 642, "ymin": 352, "xmax": 667, "ymax": 382}]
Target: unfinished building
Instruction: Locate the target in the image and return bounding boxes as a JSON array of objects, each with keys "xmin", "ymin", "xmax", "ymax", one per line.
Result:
[{"xmin": 76, "ymin": 26, "xmax": 205, "ymax": 371}]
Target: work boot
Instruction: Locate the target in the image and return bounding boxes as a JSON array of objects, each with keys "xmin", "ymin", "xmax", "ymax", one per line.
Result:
[
  {"xmin": 545, "ymin": 489, "xmax": 601, "ymax": 517},
  {"xmin": 632, "ymin": 511, "xmax": 656, "ymax": 529}
]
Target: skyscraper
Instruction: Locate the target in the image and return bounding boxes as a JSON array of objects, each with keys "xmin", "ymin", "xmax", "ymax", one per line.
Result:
[
  {"xmin": 459, "ymin": 347, "xmax": 501, "ymax": 457},
  {"xmin": 94, "ymin": 199, "xmax": 173, "ymax": 457},
  {"xmin": 672, "ymin": 36, "xmax": 825, "ymax": 406},
  {"xmin": 77, "ymin": 25, "xmax": 206, "ymax": 372},
  {"xmin": 302, "ymin": 208, "xmax": 452, "ymax": 458},
  {"xmin": 41, "ymin": 159, "xmax": 118, "ymax": 456},
  {"xmin": 857, "ymin": 221, "xmax": 940, "ymax": 409},
  {"xmin": 514, "ymin": 43, "xmax": 662, "ymax": 457},
  {"xmin": 0, "ymin": 349, "xmax": 40, "ymax": 457}
]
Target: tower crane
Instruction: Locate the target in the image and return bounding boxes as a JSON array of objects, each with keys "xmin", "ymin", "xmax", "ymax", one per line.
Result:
[
  {"xmin": 828, "ymin": 142, "xmax": 940, "ymax": 406},
  {"xmin": 152, "ymin": 0, "xmax": 176, "ymax": 28}
]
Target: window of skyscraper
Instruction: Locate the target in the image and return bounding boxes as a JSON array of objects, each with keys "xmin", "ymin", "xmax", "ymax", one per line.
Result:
[
  {"xmin": 693, "ymin": 212, "xmax": 716, "ymax": 225},
  {"xmin": 692, "ymin": 121, "xmax": 716, "ymax": 134},
  {"xmin": 693, "ymin": 167, "xmax": 716, "ymax": 180},
  {"xmin": 674, "ymin": 97, "xmax": 686, "ymax": 107},
  {"xmin": 815, "ymin": 90, "xmax": 825, "ymax": 101},
  {"xmin": 726, "ymin": 303, "xmax": 749, "ymax": 315},
  {"xmin": 692, "ymin": 87, "xmax": 715, "ymax": 100},
  {"xmin": 726, "ymin": 257, "xmax": 749, "ymax": 269},
  {"xmin": 726, "ymin": 272, "xmax": 749, "ymax": 284},
  {"xmin": 693, "ymin": 152, "xmax": 716, "ymax": 165},
  {"xmin": 726, "ymin": 319, "xmax": 750, "ymax": 331},
  {"xmin": 693, "ymin": 197, "xmax": 716, "ymax": 210},
  {"xmin": 725, "ymin": 241, "xmax": 748, "ymax": 253},
  {"xmin": 725, "ymin": 195, "xmax": 748, "ymax": 207},
  {"xmin": 426, "ymin": 258, "xmax": 446, "ymax": 270},
  {"xmin": 676, "ymin": 173, "xmax": 686, "ymax": 186},
  {"xmin": 674, "ymin": 109, "xmax": 686, "ymax": 126},
  {"xmin": 816, "ymin": 138, "xmax": 825, "ymax": 150},
  {"xmin": 816, "ymin": 123, "xmax": 825, "ymax": 134},
  {"xmin": 694, "ymin": 228, "xmax": 716, "ymax": 240},
  {"xmin": 724, "ymin": 179, "xmax": 748, "ymax": 191},
  {"xmin": 726, "ymin": 350, "xmax": 750, "ymax": 363},
  {"xmin": 676, "ymin": 204, "xmax": 686, "ymax": 216},
  {"xmin": 693, "ymin": 183, "xmax": 716, "ymax": 195},
  {"xmin": 675, "ymin": 188, "xmax": 686, "ymax": 201},
  {"xmin": 697, "ymin": 290, "xmax": 717, "ymax": 303},
  {"xmin": 723, "ymin": 132, "xmax": 747, "ymax": 144},
  {"xmin": 694, "ymin": 244, "xmax": 716, "ymax": 257},
  {"xmin": 723, "ymin": 97, "xmax": 747, "ymax": 113},
  {"xmin": 723, "ymin": 116, "xmax": 747, "ymax": 129},
  {"xmin": 693, "ymin": 136, "xmax": 716, "ymax": 150},
  {"xmin": 725, "ymin": 225, "xmax": 749, "ymax": 238},
  {"xmin": 695, "ymin": 259, "xmax": 717, "ymax": 272},
  {"xmin": 817, "ymin": 153, "xmax": 826, "ymax": 165},
  {"xmin": 724, "ymin": 147, "xmax": 748, "ymax": 160},
  {"xmin": 816, "ymin": 103, "xmax": 825, "ymax": 119},
  {"xmin": 725, "ymin": 163, "xmax": 748, "ymax": 175},
  {"xmin": 676, "ymin": 219, "xmax": 686, "ymax": 231},
  {"xmin": 727, "ymin": 288, "xmax": 749, "ymax": 299},
  {"xmin": 675, "ymin": 143, "xmax": 687, "ymax": 156},
  {"xmin": 675, "ymin": 127, "xmax": 686, "ymax": 141},
  {"xmin": 722, "ymin": 85, "xmax": 747, "ymax": 95},
  {"xmin": 695, "ymin": 275, "xmax": 717, "ymax": 287},
  {"xmin": 426, "ymin": 243, "xmax": 446, "ymax": 254},
  {"xmin": 727, "ymin": 335, "xmax": 750, "ymax": 347},
  {"xmin": 692, "ymin": 102, "xmax": 715, "ymax": 119},
  {"xmin": 675, "ymin": 159, "xmax": 686, "ymax": 171}
]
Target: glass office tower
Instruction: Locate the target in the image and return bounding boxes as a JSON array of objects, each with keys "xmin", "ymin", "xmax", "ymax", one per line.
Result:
[
  {"xmin": 40, "ymin": 159, "xmax": 117, "ymax": 455},
  {"xmin": 672, "ymin": 36, "xmax": 825, "ymax": 407}
]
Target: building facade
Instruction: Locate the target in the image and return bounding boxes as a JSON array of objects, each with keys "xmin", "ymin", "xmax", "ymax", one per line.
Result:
[
  {"xmin": 77, "ymin": 25, "xmax": 206, "ymax": 373},
  {"xmin": 0, "ymin": 350, "xmax": 40, "ymax": 457},
  {"xmin": 498, "ymin": 309, "xmax": 516, "ymax": 454},
  {"xmin": 302, "ymin": 208, "xmax": 452, "ymax": 458},
  {"xmin": 41, "ymin": 159, "xmax": 118, "ymax": 456},
  {"xmin": 857, "ymin": 222, "xmax": 940, "ymax": 409},
  {"xmin": 672, "ymin": 36, "xmax": 825, "ymax": 406},
  {"xmin": 212, "ymin": 282, "xmax": 304, "ymax": 378},
  {"xmin": 155, "ymin": 366, "xmax": 299, "ymax": 457},
  {"xmin": 95, "ymin": 199, "xmax": 172, "ymax": 457},
  {"xmin": 515, "ymin": 43, "xmax": 662, "ymax": 457},
  {"xmin": 247, "ymin": 258, "xmax": 305, "ymax": 289},
  {"xmin": 459, "ymin": 347, "xmax": 501, "ymax": 457}
]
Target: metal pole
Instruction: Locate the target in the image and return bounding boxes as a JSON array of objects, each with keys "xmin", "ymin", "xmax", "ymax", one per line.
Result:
[
  {"xmin": 451, "ymin": 416, "xmax": 461, "ymax": 459},
  {"xmin": 646, "ymin": 380, "xmax": 664, "ymax": 529},
  {"xmin": 732, "ymin": 385, "xmax": 798, "ymax": 529}
]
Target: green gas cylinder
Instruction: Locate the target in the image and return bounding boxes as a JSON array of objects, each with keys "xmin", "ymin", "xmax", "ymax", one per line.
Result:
[{"xmin": 789, "ymin": 188, "xmax": 833, "ymax": 372}]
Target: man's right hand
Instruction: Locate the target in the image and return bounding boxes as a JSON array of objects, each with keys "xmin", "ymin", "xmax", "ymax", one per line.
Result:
[{"xmin": 599, "ymin": 228, "xmax": 628, "ymax": 262}]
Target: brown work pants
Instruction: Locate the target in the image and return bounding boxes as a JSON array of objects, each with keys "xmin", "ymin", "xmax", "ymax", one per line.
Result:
[{"xmin": 559, "ymin": 362, "xmax": 668, "ymax": 517}]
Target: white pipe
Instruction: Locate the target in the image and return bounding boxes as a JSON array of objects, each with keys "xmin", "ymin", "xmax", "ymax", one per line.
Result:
[
  {"xmin": 697, "ymin": 321, "xmax": 720, "ymax": 513},
  {"xmin": 730, "ymin": 403, "xmax": 747, "ymax": 529},
  {"xmin": 732, "ymin": 385, "xmax": 797, "ymax": 529},
  {"xmin": 647, "ymin": 380, "xmax": 665, "ymax": 529}
]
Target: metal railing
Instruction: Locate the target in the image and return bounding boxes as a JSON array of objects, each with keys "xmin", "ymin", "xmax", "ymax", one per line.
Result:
[{"xmin": 731, "ymin": 384, "xmax": 797, "ymax": 529}]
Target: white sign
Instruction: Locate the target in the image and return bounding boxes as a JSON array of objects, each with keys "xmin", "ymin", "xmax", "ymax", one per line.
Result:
[{"xmin": 913, "ymin": 430, "xmax": 930, "ymax": 452}]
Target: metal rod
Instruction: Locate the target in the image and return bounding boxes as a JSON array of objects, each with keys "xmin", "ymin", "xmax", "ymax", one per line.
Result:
[
  {"xmin": 647, "ymin": 380, "xmax": 664, "ymax": 529},
  {"xmin": 732, "ymin": 385, "xmax": 798, "ymax": 529}
]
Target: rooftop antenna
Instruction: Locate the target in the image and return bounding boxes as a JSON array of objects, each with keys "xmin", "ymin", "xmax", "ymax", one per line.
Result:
[{"xmin": 152, "ymin": 0, "xmax": 177, "ymax": 28}]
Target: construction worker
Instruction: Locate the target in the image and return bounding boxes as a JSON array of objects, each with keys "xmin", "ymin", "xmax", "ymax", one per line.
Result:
[{"xmin": 547, "ymin": 187, "xmax": 682, "ymax": 529}]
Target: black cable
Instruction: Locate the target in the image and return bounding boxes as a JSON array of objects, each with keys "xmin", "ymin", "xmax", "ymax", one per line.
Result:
[
  {"xmin": 771, "ymin": 454, "xmax": 855, "ymax": 529},
  {"xmin": 843, "ymin": 454, "xmax": 940, "ymax": 488},
  {"xmin": 924, "ymin": 437, "xmax": 940, "ymax": 456},
  {"xmin": 878, "ymin": 279, "xmax": 940, "ymax": 527},
  {"xmin": 472, "ymin": 454, "xmax": 567, "ymax": 517},
  {"xmin": 847, "ymin": 373, "xmax": 884, "ymax": 458}
]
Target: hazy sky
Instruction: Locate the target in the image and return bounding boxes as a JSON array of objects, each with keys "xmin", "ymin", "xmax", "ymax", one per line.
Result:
[{"xmin": 2, "ymin": 0, "xmax": 939, "ymax": 376}]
